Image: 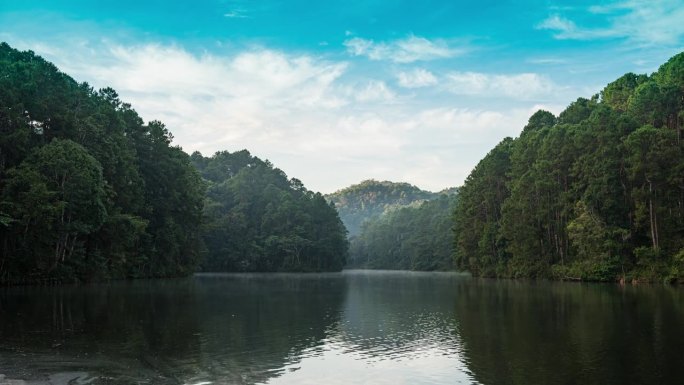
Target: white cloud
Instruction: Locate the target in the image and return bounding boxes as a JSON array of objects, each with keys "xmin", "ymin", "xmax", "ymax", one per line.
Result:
[
  {"xmin": 6, "ymin": 38, "xmax": 581, "ymax": 193},
  {"xmin": 537, "ymin": 0, "xmax": 684, "ymax": 46},
  {"xmin": 48, "ymin": 42, "xmax": 350, "ymax": 151},
  {"xmin": 445, "ymin": 71, "xmax": 558, "ymax": 99},
  {"xmin": 352, "ymin": 80, "xmax": 397, "ymax": 102},
  {"xmin": 344, "ymin": 35, "xmax": 463, "ymax": 63},
  {"xmin": 396, "ymin": 68, "xmax": 438, "ymax": 88},
  {"xmin": 537, "ymin": 15, "xmax": 582, "ymax": 38}
]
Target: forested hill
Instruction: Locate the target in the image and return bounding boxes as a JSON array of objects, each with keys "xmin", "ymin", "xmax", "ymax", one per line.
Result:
[
  {"xmin": 0, "ymin": 42, "xmax": 349, "ymax": 284},
  {"xmin": 191, "ymin": 151, "xmax": 348, "ymax": 272},
  {"xmin": 0, "ymin": 43, "xmax": 205, "ymax": 283},
  {"xmin": 326, "ymin": 180, "xmax": 440, "ymax": 236},
  {"xmin": 454, "ymin": 52, "xmax": 684, "ymax": 283},
  {"xmin": 349, "ymin": 193, "xmax": 458, "ymax": 271}
]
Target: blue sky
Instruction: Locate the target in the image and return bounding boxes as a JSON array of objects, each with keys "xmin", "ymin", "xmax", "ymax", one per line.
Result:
[{"xmin": 1, "ymin": 0, "xmax": 683, "ymax": 193}]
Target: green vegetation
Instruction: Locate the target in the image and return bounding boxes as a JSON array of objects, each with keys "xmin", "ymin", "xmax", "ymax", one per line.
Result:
[
  {"xmin": 454, "ymin": 52, "xmax": 684, "ymax": 283},
  {"xmin": 0, "ymin": 43, "xmax": 347, "ymax": 284},
  {"xmin": 191, "ymin": 151, "xmax": 348, "ymax": 272},
  {"xmin": 0, "ymin": 43, "xmax": 205, "ymax": 284},
  {"xmin": 349, "ymin": 192, "xmax": 458, "ymax": 270},
  {"xmin": 3, "ymin": 41, "xmax": 683, "ymax": 283},
  {"xmin": 327, "ymin": 179, "xmax": 456, "ymax": 271},
  {"xmin": 326, "ymin": 179, "xmax": 438, "ymax": 236}
]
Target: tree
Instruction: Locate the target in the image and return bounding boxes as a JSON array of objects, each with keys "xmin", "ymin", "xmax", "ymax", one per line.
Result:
[
  {"xmin": 0, "ymin": 43, "xmax": 205, "ymax": 283},
  {"xmin": 2, "ymin": 139, "xmax": 106, "ymax": 279},
  {"xmin": 453, "ymin": 51, "xmax": 684, "ymax": 282},
  {"xmin": 193, "ymin": 150, "xmax": 348, "ymax": 272}
]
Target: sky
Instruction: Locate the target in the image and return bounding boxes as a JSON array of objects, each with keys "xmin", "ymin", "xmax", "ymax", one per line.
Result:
[{"xmin": 1, "ymin": 0, "xmax": 683, "ymax": 193}]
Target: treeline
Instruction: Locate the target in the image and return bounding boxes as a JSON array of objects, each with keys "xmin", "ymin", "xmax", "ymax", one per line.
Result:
[
  {"xmin": 326, "ymin": 179, "xmax": 438, "ymax": 236},
  {"xmin": 349, "ymin": 193, "xmax": 457, "ymax": 270},
  {"xmin": 0, "ymin": 43, "xmax": 348, "ymax": 283},
  {"xmin": 191, "ymin": 151, "xmax": 348, "ymax": 272},
  {"xmin": 0, "ymin": 43, "xmax": 205, "ymax": 283},
  {"xmin": 454, "ymin": 52, "xmax": 684, "ymax": 282}
]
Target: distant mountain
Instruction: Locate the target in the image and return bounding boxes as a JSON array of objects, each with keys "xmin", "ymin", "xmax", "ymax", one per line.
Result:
[
  {"xmin": 326, "ymin": 180, "xmax": 454, "ymax": 236},
  {"xmin": 349, "ymin": 193, "xmax": 459, "ymax": 270}
]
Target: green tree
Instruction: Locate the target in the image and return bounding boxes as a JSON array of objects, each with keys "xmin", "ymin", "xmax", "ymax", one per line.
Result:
[
  {"xmin": 453, "ymin": 51, "xmax": 684, "ymax": 282},
  {"xmin": 2, "ymin": 139, "xmax": 106, "ymax": 279},
  {"xmin": 193, "ymin": 150, "xmax": 347, "ymax": 272}
]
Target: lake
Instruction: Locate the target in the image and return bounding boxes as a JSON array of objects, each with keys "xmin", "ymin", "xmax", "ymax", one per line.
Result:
[{"xmin": 1, "ymin": 270, "xmax": 683, "ymax": 384}]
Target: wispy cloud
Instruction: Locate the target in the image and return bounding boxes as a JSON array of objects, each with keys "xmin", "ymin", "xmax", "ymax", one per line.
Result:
[
  {"xmin": 396, "ymin": 68, "xmax": 438, "ymax": 88},
  {"xmin": 536, "ymin": 14, "xmax": 618, "ymax": 40},
  {"xmin": 352, "ymin": 80, "xmax": 397, "ymax": 103},
  {"xmin": 344, "ymin": 35, "xmax": 464, "ymax": 63},
  {"xmin": 537, "ymin": 0, "xmax": 684, "ymax": 46},
  {"xmin": 43, "ymin": 42, "xmax": 349, "ymax": 150},
  {"xmin": 445, "ymin": 71, "xmax": 559, "ymax": 100},
  {"xmin": 4, "ymin": 38, "xmax": 578, "ymax": 192},
  {"xmin": 527, "ymin": 57, "xmax": 568, "ymax": 65},
  {"xmin": 224, "ymin": 10, "xmax": 248, "ymax": 18}
]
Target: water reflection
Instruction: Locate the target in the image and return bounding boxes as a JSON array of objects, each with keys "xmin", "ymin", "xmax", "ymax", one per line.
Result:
[
  {"xmin": 264, "ymin": 270, "xmax": 476, "ymax": 385},
  {"xmin": 452, "ymin": 279, "xmax": 684, "ymax": 385},
  {"xmin": 0, "ymin": 278, "xmax": 204, "ymax": 382},
  {"xmin": 189, "ymin": 273, "xmax": 347, "ymax": 384},
  {"xmin": 0, "ymin": 274, "xmax": 349, "ymax": 384},
  {"xmin": 1, "ymin": 272, "xmax": 682, "ymax": 384}
]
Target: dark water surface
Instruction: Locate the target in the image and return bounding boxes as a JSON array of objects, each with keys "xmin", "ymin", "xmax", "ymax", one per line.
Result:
[{"xmin": 1, "ymin": 271, "xmax": 683, "ymax": 384}]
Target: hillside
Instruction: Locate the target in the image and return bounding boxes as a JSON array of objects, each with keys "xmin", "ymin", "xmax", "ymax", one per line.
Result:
[
  {"xmin": 0, "ymin": 42, "xmax": 349, "ymax": 283},
  {"xmin": 326, "ymin": 180, "xmax": 440, "ymax": 236},
  {"xmin": 454, "ymin": 52, "xmax": 684, "ymax": 282},
  {"xmin": 349, "ymin": 193, "xmax": 458, "ymax": 270},
  {"xmin": 191, "ymin": 150, "xmax": 348, "ymax": 272},
  {"xmin": 0, "ymin": 43, "xmax": 204, "ymax": 283}
]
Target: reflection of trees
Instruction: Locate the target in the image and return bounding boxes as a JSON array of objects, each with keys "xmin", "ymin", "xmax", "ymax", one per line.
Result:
[
  {"xmin": 335, "ymin": 271, "xmax": 465, "ymax": 361},
  {"xmin": 0, "ymin": 274, "xmax": 347, "ymax": 384},
  {"xmin": 5, "ymin": 272, "xmax": 679, "ymax": 385},
  {"xmin": 0, "ymin": 279, "xmax": 204, "ymax": 381},
  {"xmin": 454, "ymin": 280, "xmax": 684, "ymax": 385},
  {"xmin": 191, "ymin": 273, "xmax": 347, "ymax": 384}
]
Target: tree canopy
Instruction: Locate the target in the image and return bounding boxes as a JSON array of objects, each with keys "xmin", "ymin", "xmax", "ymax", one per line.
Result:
[
  {"xmin": 192, "ymin": 150, "xmax": 348, "ymax": 272},
  {"xmin": 326, "ymin": 180, "xmax": 439, "ymax": 236},
  {"xmin": 454, "ymin": 52, "xmax": 684, "ymax": 283},
  {"xmin": 0, "ymin": 43, "xmax": 205, "ymax": 283},
  {"xmin": 349, "ymin": 192, "xmax": 458, "ymax": 270}
]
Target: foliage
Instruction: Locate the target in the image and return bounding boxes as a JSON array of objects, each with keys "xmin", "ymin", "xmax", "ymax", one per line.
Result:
[
  {"xmin": 349, "ymin": 193, "xmax": 458, "ymax": 270},
  {"xmin": 326, "ymin": 180, "xmax": 438, "ymax": 236},
  {"xmin": 0, "ymin": 43, "xmax": 204, "ymax": 283},
  {"xmin": 454, "ymin": 51, "xmax": 684, "ymax": 282},
  {"xmin": 192, "ymin": 150, "xmax": 348, "ymax": 272}
]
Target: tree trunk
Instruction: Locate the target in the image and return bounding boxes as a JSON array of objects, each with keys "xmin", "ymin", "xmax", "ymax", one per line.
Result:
[{"xmin": 648, "ymin": 180, "xmax": 659, "ymax": 250}]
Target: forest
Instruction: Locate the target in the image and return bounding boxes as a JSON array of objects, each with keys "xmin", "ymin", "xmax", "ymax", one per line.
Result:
[
  {"xmin": 328, "ymin": 180, "xmax": 456, "ymax": 270},
  {"xmin": 453, "ymin": 52, "xmax": 684, "ymax": 282},
  {"xmin": 0, "ymin": 43, "xmax": 347, "ymax": 284},
  {"xmin": 191, "ymin": 150, "xmax": 348, "ymax": 272},
  {"xmin": 326, "ymin": 180, "xmax": 440, "ymax": 236},
  {"xmin": 2, "ymin": 40, "xmax": 684, "ymax": 284},
  {"xmin": 348, "ymin": 192, "xmax": 457, "ymax": 270}
]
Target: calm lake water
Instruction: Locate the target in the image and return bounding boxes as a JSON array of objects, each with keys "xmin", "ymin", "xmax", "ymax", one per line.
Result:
[{"xmin": 1, "ymin": 270, "xmax": 683, "ymax": 384}]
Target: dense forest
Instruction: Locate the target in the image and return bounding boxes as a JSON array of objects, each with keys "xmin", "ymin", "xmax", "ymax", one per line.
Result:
[
  {"xmin": 0, "ymin": 43, "xmax": 205, "ymax": 284},
  {"xmin": 326, "ymin": 180, "xmax": 441, "ymax": 236},
  {"xmin": 0, "ymin": 43, "xmax": 348, "ymax": 284},
  {"xmin": 4, "ymin": 41, "xmax": 683, "ymax": 283},
  {"xmin": 454, "ymin": 52, "xmax": 684, "ymax": 283},
  {"xmin": 191, "ymin": 150, "xmax": 348, "ymax": 272},
  {"xmin": 349, "ymin": 192, "xmax": 457, "ymax": 270}
]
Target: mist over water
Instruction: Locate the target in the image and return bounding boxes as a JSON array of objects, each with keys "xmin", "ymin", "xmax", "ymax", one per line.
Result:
[{"xmin": 1, "ymin": 271, "xmax": 683, "ymax": 384}]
